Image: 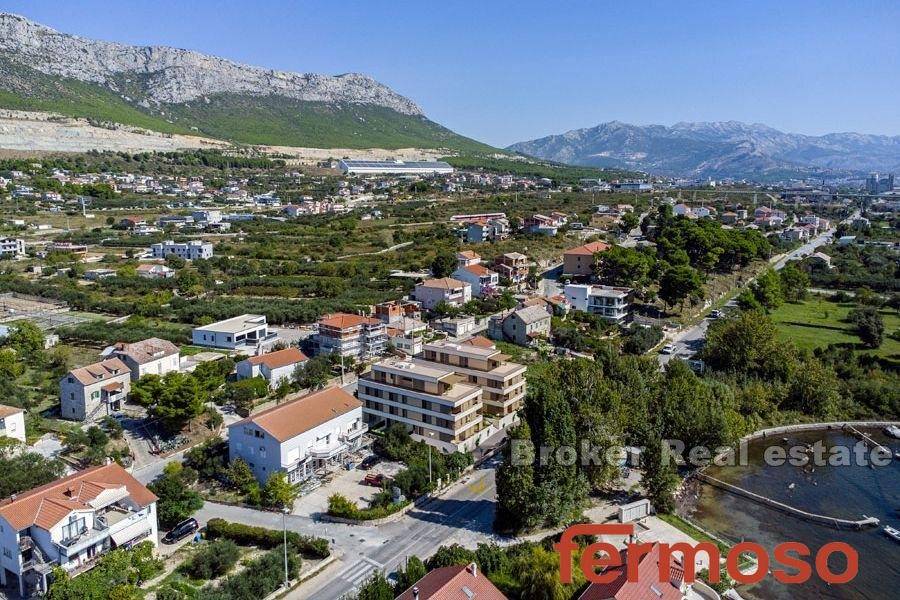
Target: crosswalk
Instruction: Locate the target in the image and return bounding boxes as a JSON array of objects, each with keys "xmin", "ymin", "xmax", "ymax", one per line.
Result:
[{"xmin": 339, "ymin": 556, "xmax": 384, "ymax": 588}]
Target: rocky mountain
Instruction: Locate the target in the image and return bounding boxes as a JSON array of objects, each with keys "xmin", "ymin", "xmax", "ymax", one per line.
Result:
[
  {"xmin": 508, "ymin": 120, "xmax": 900, "ymax": 180},
  {"xmin": 0, "ymin": 12, "xmax": 491, "ymax": 151}
]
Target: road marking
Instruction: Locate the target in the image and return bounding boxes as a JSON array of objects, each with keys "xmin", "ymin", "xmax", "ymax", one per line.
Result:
[{"xmin": 339, "ymin": 556, "xmax": 384, "ymax": 587}]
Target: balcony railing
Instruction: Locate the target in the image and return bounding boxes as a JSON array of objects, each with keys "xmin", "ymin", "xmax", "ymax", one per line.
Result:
[{"xmin": 341, "ymin": 423, "xmax": 368, "ymax": 441}]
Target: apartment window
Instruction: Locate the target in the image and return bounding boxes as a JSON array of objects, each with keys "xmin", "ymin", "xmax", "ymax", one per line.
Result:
[{"xmin": 2, "ymin": 548, "xmax": 11, "ymax": 559}]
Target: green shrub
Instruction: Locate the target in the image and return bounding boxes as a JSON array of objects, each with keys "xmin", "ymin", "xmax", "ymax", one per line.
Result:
[
  {"xmin": 204, "ymin": 518, "xmax": 329, "ymax": 559},
  {"xmin": 182, "ymin": 539, "xmax": 240, "ymax": 580},
  {"xmin": 197, "ymin": 546, "xmax": 298, "ymax": 600},
  {"xmin": 326, "ymin": 493, "xmax": 409, "ymax": 521}
]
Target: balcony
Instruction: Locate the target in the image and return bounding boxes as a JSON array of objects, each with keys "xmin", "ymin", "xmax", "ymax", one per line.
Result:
[
  {"xmin": 341, "ymin": 423, "xmax": 368, "ymax": 441},
  {"xmin": 309, "ymin": 439, "xmax": 348, "ymax": 460},
  {"xmin": 57, "ymin": 522, "xmax": 109, "ymax": 555}
]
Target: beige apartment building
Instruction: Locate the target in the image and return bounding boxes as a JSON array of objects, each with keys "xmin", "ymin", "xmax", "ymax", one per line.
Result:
[
  {"xmin": 358, "ymin": 358, "xmax": 483, "ymax": 453},
  {"xmin": 418, "ymin": 339, "xmax": 526, "ymax": 426}
]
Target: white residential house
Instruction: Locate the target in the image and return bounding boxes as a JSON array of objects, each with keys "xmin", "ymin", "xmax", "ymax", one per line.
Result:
[
  {"xmin": 150, "ymin": 240, "xmax": 213, "ymax": 260},
  {"xmin": 59, "ymin": 358, "xmax": 131, "ymax": 421},
  {"xmin": 109, "ymin": 338, "xmax": 180, "ymax": 381},
  {"xmin": 191, "ymin": 314, "xmax": 278, "ymax": 351},
  {"xmin": 228, "ymin": 387, "xmax": 366, "ymax": 484},
  {"xmin": 564, "ymin": 284, "xmax": 632, "ymax": 323},
  {"xmin": 414, "ymin": 278, "xmax": 472, "ymax": 310},
  {"xmin": 236, "ymin": 347, "xmax": 308, "ymax": 389},
  {"xmin": 0, "ymin": 463, "xmax": 158, "ymax": 597},
  {"xmin": 451, "ymin": 251, "xmax": 499, "ymax": 297},
  {"xmin": 0, "ymin": 404, "xmax": 25, "ymax": 443},
  {"xmin": 135, "ymin": 264, "xmax": 175, "ymax": 279},
  {"xmin": 0, "ymin": 238, "xmax": 26, "ymax": 258}
]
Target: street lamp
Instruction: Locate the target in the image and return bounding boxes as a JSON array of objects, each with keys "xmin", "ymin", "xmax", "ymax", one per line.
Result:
[
  {"xmin": 427, "ymin": 430, "xmax": 436, "ymax": 484},
  {"xmin": 282, "ymin": 507, "xmax": 290, "ymax": 589}
]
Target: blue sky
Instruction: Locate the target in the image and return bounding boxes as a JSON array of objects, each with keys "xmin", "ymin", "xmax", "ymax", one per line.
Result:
[{"xmin": 2, "ymin": 0, "xmax": 899, "ymax": 146}]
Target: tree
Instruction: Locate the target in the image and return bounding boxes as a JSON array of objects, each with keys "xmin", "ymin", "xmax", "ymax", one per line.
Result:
[
  {"xmin": 640, "ymin": 436, "xmax": 679, "ymax": 514},
  {"xmin": 293, "ymin": 354, "xmax": 333, "ymax": 390},
  {"xmin": 430, "ymin": 250, "xmax": 457, "ymax": 278},
  {"xmin": 849, "ymin": 306, "xmax": 885, "ymax": 348},
  {"xmin": 594, "ymin": 246, "xmax": 653, "ymax": 287},
  {"xmin": 133, "ymin": 372, "xmax": 205, "ymax": 432},
  {"xmin": 356, "ymin": 572, "xmax": 394, "ymax": 600},
  {"xmin": 514, "ymin": 545, "xmax": 572, "ymax": 600},
  {"xmin": 393, "ymin": 556, "xmax": 427, "ymax": 594},
  {"xmin": 750, "ymin": 269, "xmax": 784, "ymax": 309},
  {"xmin": 4, "ymin": 320, "xmax": 46, "ymax": 362},
  {"xmin": 779, "ymin": 264, "xmax": 810, "ymax": 302},
  {"xmin": 0, "ymin": 451, "xmax": 66, "ymax": 497},
  {"xmin": 658, "ymin": 265, "xmax": 704, "ymax": 310},
  {"xmin": 147, "ymin": 463, "xmax": 203, "ymax": 528},
  {"xmin": 701, "ymin": 310, "xmax": 796, "ymax": 381},
  {"xmin": 262, "ymin": 472, "xmax": 297, "ymax": 509},
  {"xmin": 226, "ymin": 458, "xmax": 257, "ymax": 493}
]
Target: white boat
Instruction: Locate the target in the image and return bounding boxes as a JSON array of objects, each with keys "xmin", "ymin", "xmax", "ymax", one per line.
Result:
[
  {"xmin": 883, "ymin": 426, "xmax": 900, "ymax": 439},
  {"xmin": 884, "ymin": 526, "xmax": 900, "ymax": 542}
]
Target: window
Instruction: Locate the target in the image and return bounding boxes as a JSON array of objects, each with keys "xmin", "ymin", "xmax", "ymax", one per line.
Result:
[{"xmin": 2, "ymin": 548, "xmax": 11, "ymax": 559}]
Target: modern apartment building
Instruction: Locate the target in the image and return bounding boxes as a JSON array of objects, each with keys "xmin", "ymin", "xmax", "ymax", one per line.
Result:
[
  {"xmin": 191, "ymin": 314, "xmax": 278, "ymax": 351},
  {"xmin": 0, "ymin": 463, "xmax": 158, "ymax": 597},
  {"xmin": 359, "ymin": 358, "xmax": 483, "ymax": 452},
  {"xmin": 564, "ymin": 284, "xmax": 632, "ymax": 323},
  {"xmin": 0, "ymin": 238, "xmax": 25, "ymax": 258},
  {"xmin": 150, "ymin": 240, "xmax": 213, "ymax": 260},
  {"xmin": 228, "ymin": 387, "xmax": 365, "ymax": 485},
  {"xmin": 314, "ymin": 313, "xmax": 388, "ymax": 360},
  {"xmin": 418, "ymin": 339, "xmax": 526, "ymax": 426}
]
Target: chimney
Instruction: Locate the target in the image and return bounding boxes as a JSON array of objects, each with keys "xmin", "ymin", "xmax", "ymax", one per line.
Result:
[
  {"xmin": 412, "ymin": 586, "xmax": 419, "ymax": 600},
  {"xmin": 468, "ymin": 562, "xmax": 477, "ymax": 577}
]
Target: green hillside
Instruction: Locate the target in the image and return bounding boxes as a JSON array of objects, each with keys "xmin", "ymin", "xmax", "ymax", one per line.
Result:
[{"xmin": 0, "ymin": 55, "xmax": 494, "ymax": 152}]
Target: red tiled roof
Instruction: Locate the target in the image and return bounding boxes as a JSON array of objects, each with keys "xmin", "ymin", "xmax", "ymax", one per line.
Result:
[
  {"xmin": 230, "ymin": 386, "xmax": 361, "ymax": 443},
  {"xmin": 246, "ymin": 347, "xmax": 308, "ymax": 369},
  {"xmin": 0, "ymin": 463, "xmax": 157, "ymax": 531},
  {"xmin": 418, "ymin": 278, "xmax": 468, "ymax": 290},
  {"xmin": 396, "ymin": 564, "xmax": 507, "ymax": 600},
  {"xmin": 462, "ymin": 336, "xmax": 495, "ymax": 349},
  {"xmin": 0, "ymin": 404, "xmax": 24, "ymax": 419},
  {"xmin": 457, "ymin": 250, "xmax": 480, "ymax": 260},
  {"xmin": 318, "ymin": 313, "xmax": 380, "ymax": 329},
  {"xmin": 463, "ymin": 264, "xmax": 495, "ymax": 276},
  {"xmin": 578, "ymin": 543, "xmax": 684, "ymax": 600},
  {"xmin": 565, "ymin": 241, "xmax": 611, "ymax": 256},
  {"xmin": 66, "ymin": 358, "xmax": 129, "ymax": 386}
]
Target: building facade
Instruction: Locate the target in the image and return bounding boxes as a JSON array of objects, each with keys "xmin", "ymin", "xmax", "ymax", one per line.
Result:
[
  {"xmin": 236, "ymin": 347, "xmax": 308, "ymax": 389},
  {"xmin": 0, "ymin": 463, "xmax": 158, "ymax": 597},
  {"xmin": 110, "ymin": 338, "xmax": 180, "ymax": 381},
  {"xmin": 0, "ymin": 238, "xmax": 25, "ymax": 258},
  {"xmin": 150, "ymin": 240, "xmax": 213, "ymax": 260},
  {"xmin": 191, "ymin": 314, "xmax": 278, "ymax": 351},
  {"xmin": 564, "ymin": 284, "xmax": 632, "ymax": 323},
  {"xmin": 0, "ymin": 404, "xmax": 25, "ymax": 443},
  {"xmin": 59, "ymin": 358, "xmax": 131, "ymax": 421},
  {"xmin": 418, "ymin": 340, "xmax": 526, "ymax": 426},
  {"xmin": 563, "ymin": 241, "xmax": 611, "ymax": 276},
  {"xmin": 228, "ymin": 387, "xmax": 365, "ymax": 484},
  {"xmin": 414, "ymin": 278, "xmax": 472, "ymax": 310},
  {"xmin": 314, "ymin": 313, "xmax": 388, "ymax": 360},
  {"xmin": 359, "ymin": 358, "xmax": 484, "ymax": 453}
]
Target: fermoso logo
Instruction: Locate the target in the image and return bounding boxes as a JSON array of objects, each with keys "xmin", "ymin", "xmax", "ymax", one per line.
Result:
[{"xmin": 555, "ymin": 524, "xmax": 858, "ymax": 586}]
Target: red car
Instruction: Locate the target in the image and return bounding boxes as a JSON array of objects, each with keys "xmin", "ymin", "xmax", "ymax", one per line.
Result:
[{"xmin": 363, "ymin": 473, "xmax": 385, "ymax": 487}]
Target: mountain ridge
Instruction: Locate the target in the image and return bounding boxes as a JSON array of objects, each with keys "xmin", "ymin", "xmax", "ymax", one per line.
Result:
[
  {"xmin": 0, "ymin": 12, "xmax": 493, "ymax": 152},
  {"xmin": 508, "ymin": 120, "xmax": 900, "ymax": 179}
]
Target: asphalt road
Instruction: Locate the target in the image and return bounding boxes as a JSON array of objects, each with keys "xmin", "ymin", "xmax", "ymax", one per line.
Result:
[{"xmin": 190, "ymin": 454, "xmax": 503, "ymax": 600}]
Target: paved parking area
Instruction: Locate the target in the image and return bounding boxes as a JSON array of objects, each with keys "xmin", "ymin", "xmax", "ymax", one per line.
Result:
[{"xmin": 292, "ymin": 459, "xmax": 405, "ymax": 519}]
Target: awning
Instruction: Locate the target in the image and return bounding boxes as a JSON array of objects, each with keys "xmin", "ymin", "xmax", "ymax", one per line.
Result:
[
  {"xmin": 110, "ymin": 521, "xmax": 152, "ymax": 548},
  {"xmin": 102, "ymin": 382, "xmax": 124, "ymax": 392}
]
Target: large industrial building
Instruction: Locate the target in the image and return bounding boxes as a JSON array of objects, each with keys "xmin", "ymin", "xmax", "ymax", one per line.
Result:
[{"xmin": 338, "ymin": 159, "xmax": 454, "ymax": 175}]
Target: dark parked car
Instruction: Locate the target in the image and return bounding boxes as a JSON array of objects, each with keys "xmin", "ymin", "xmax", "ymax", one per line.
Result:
[
  {"xmin": 162, "ymin": 518, "xmax": 199, "ymax": 544},
  {"xmin": 359, "ymin": 455, "xmax": 381, "ymax": 470}
]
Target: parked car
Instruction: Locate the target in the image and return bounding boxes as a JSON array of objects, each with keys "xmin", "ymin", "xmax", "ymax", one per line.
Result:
[
  {"xmin": 363, "ymin": 473, "xmax": 385, "ymax": 487},
  {"xmin": 359, "ymin": 455, "xmax": 381, "ymax": 470},
  {"xmin": 162, "ymin": 518, "xmax": 199, "ymax": 544},
  {"xmin": 709, "ymin": 309, "xmax": 724, "ymax": 319},
  {"xmin": 659, "ymin": 344, "xmax": 678, "ymax": 355}
]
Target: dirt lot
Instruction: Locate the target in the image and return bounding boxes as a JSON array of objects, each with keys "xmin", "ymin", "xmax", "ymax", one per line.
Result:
[{"xmin": 291, "ymin": 458, "xmax": 405, "ymax": 519}]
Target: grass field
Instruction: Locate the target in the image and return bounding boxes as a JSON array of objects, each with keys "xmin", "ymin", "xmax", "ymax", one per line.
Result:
[{"xmin": 769, "ymin": 296, "xmax": 900, "ymax": 360}]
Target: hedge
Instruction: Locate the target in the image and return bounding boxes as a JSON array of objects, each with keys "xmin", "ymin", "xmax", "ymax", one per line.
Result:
[
  {"xmin": 204, "ymin": 518, "xmax": 329, "ymax": 559},
  {"xmin": 327, "ymin": 493, "xmax": 410, "ymax": 521}
]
